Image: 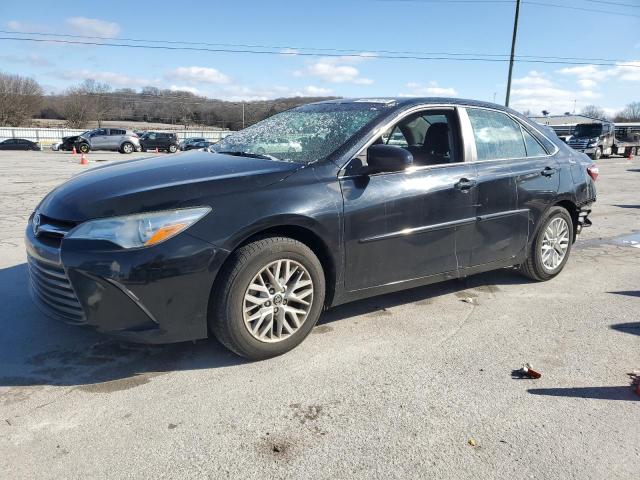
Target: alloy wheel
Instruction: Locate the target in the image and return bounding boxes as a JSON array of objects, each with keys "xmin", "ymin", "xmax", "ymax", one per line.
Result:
[
  {"xmin": 243, "ymin": 259, "xmax": 314, "ymax": 343},
  {"xmin": 541, "ymin": 217, "xmax": 570, "ymax": 271}
]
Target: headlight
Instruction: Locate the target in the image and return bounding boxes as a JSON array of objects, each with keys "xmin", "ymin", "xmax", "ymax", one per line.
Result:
[{"xmin": 67, "ymin": 207, "xmax": 211, "ymax": 248}]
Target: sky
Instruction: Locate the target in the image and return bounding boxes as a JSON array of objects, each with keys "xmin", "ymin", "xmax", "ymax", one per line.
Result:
[{"xmin": 0, "ymin": 0, "xmax": 639, "ymax": 116}]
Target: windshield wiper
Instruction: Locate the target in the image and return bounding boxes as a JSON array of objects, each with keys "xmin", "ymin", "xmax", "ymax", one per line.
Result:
[{"xmin": 216, "ymin": 150, "xmax": 281, "ymax": 161}]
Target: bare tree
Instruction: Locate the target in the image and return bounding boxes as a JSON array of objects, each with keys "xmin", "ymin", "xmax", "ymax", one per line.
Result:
[
  {"xmin": 0, "ymin": 72, "xmax": 43, "ymax": 126},
  {"xmin": 616, "ymin": 101, "xmax": 640, "ymax": 122},
  {"xmin": 581, "ymin": 105, "xmax": 607, "ymax": 120},
  {"xmin": 62, "ymin": 86, "xmax": 93, "ymax": 128}
]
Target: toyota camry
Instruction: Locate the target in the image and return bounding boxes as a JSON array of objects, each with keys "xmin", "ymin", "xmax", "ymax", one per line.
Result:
[{"xmin": 25, "ymin": 98, "xmax": 597, "ymax": 360}]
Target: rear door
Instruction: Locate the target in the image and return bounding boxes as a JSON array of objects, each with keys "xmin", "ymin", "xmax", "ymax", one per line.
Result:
[
  {"xmin": 463, "ymin": 107, "xmax": 530, "ymax": 267},
  {"xmin": 463, "ymin": 107, "xmax": 559, "ymax": 268},
  {"xmin": 108, "ymin": 129, "xmax": 126, "ymax": 149}
]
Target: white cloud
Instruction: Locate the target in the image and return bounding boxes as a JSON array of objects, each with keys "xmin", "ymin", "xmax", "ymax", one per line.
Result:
[
  {"xmin": 165, "ymin": 66, "xmax": 231, "ymax": 85},
  {"xmin": 294, "ymin": 54, "xmax": 374, "ymax": 84},
  {"xmin": 55, "ymin": 69, "xmax": 155, "ymax": 87},
  {"xmin": 297, "ymin": 85, "xmax": 334, "ymax": 96},
  {"xmin": 6, "ymin": 20, "xmax": 52, "ymax": 32},
  {"xmin": 169, "ymin": 85, "xmax": 202, "ymax": 95},
  {"xmin": 65, "ymin": 17, "xmax": 121, "ymax": 38},
  {"xmin": 0, "ymin": 53, "xmax": 51, "ymax": 67},
  {"xmin": 399, "ymin": 81, "xmax": 457, "ymax": 97},
  {"xmin": 513, "ymin": 71, "xmax": 553, "ymax": 87},
  {"xmin": 578, "ymin": 78, "xmax": 597, "ymax": 89},
  {"xmin": 559, "ymin": 60, "xmax": 640, "ymax": 84}
]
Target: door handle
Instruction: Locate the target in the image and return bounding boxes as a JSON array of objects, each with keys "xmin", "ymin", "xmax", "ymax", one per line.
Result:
[
  {"xmin": 455, "ymin": 178, "xmax": 477, "ymax": 191},
  {"xmin": 541, "ymin": 166, "xmax": 557, "ymax": 177}
]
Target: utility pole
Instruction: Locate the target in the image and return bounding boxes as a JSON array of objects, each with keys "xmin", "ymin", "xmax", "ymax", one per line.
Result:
[
  {"xmin": 505, "ymin": 0, "xmax": 521, "ymax": 108},
  {"xmin": 242, "ymin": 103, "xmax": 245, "ymax": 129}
]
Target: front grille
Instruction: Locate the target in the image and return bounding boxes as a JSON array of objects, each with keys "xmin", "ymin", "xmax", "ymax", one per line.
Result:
[
  {"xmin": 27, "ymin": 255, "xmax": 86, "ymax": 324},
  {"xmin": 568, "ymin": 138, "xmax": 589, "ymax": 149},
  {"xmin": 36, "ymin": 215, "xmax": 78, "ymax": 245}
]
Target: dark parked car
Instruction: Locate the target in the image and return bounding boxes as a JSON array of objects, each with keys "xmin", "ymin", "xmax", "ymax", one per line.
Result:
[
  {"xmin": 0, "ymin": 138, "xmax": 41, "ymax": 150},
  {"xmin": 25, "ymin": 98, "xmax": 597, "ymax": 360},
  {"xmin": 140, "ymin": 132, "xmax": 179, "ymax": 153},
  {"xmin": 179, "ymin": 137, "xmax": 206, "ymax": 151},
  {"xmin": 51, "ymin": 133, "xmax": 87, "ymax": 151},
  {"xmin": 184, "ymin": 140, "xmax": 214, "ymax": 151}
]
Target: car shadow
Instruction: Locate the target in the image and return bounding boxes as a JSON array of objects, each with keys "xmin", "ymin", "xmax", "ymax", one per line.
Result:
[
  {"xmin": 608, "ymin": 290, "xmax": 640, "ymax": 298},
  {"xmin": 0, "ymin": 263, "xmax": 530, "ymax": 389},
  {"xmin": 613, "ymin": 204, "xmax": 640, "ymax": 209},
  {"xmin": 0, "ymin": 263, "xmax": 249, "ymax": 389},
  {"xmin": 528, "ymin": 386, "xmax": 639, "ymax": 401},
  {"xmin": 610, "ymin": 322, "xmax": 640, "ymax": 336},
  {"xmin": 320, "ymin": 269, "xmax": 531, "ymax": 324}
]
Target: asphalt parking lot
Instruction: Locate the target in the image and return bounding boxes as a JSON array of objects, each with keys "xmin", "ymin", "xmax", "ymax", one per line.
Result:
[{"xmin": 0, "ymin": 150, "xmax": 638, "ymax": 479}]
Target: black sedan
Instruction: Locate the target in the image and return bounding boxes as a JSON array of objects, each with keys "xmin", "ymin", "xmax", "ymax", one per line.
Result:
[
  {"xmin": 183, "ymin": 140, "xmax": 214, "ymax": 151},
  {"xmin": 0, "ymin": 138, "xmax": 41, "ymax": 150},
  {"xmin": 25, "ymin": 98, "xmax": 597, "ymax": 360}
]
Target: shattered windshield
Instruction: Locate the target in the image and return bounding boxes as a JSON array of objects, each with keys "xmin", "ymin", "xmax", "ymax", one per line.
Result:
[
  {"xmin": 211, "ymin": 102, "xmax": 392, "ymax": 163},
  {"xmin": 574, "ymin": 124, "xmax": 602, "ymax": 138}
]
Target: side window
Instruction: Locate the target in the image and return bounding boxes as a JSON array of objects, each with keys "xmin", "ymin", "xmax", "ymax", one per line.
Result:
[
  {"xmin": 110, "ymin": 129, "xmax": 125, "ymax": 136},
  {"xmin": 467, "ymin": 108, "xmax": 526, "ymax": 160},
  {"xmin": 521, "ymin": 127, "xmax": 547, "ymax": 157},
  {"xmin": 371, "ymin": 109, "xmax": 461, "ymax": 167}
]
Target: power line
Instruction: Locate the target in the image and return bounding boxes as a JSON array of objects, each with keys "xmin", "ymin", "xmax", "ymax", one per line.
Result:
[
  {"xmin": 394, "ymin": 0, "xmax": 640, "ymax": 16},
  {"xmin": 1, "ymin": 36, "xmax": 638, "ymax": 67},
  {"xmin": 585, "ymin": 0, "xmax": 640, "ymax": 7},
  {"xmin": 0, "ymin": 29, "xmax": 634, "ymax": 64},
  {"xmin": 522, "ymin": 0, "xmax": 640, "ymax": 17}
]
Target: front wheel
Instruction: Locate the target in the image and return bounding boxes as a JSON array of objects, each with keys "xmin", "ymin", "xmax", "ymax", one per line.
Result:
[
  {"xmin": 209, "ymin": 237, "xmax": 325, "ymax": 360},
  {"xmin": 78, "ymin": 143, "xmax": 90, "ymax": 154},
  {"xmin": 519, "ymin": 206, "xmax": 574, "ymax": 281},
  {"xmin": 592, "ymin": 147, "xmax": 602, "ymax": 160}
]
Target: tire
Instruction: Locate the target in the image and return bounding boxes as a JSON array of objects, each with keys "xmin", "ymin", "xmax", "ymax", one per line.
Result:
[
  {"xmin": 120, "ymin": 142, "xmax": 134, "ymax": 154},
  {"xmin": 168, "ymin": 144, "xmax": 178, "ymax": 153},
  {"xmin": 519, "ymin": 206, "xmax": 574, "ymax": 281},
  {"xmin": 592, "ymin": 147, "xmax": 602, "ymax": 160},
  {"xmin": 141, "ymin": 146, "xmax": 147, "ymax": 152},
  {"xmin": 209, "ymin": 237, "xmax": 326, "ymax": 360},
  {"xmin": 78, "ymin": 143, "xmax": 90, "ymax": 154}
]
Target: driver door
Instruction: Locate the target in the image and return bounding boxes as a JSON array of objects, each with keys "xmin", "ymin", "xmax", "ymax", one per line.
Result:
[{"xmin": 340, "ymin": 107, "xmax": 478, "ymax": 291}]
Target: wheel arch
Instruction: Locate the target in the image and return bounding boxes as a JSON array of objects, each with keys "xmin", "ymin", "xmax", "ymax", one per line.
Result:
[
  {"xmin": 531, "ymin": 198, "xmax": 578, "ymax": 245},
  {"xmin": 211, "ymin": 218, "xmax": 339, "ymax": 308}
]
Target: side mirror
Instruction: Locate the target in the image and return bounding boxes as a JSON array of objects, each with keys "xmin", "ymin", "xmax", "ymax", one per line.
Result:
[{"xmin": 366, "ymin": 144, "xmax": 413, "ymax": 174}]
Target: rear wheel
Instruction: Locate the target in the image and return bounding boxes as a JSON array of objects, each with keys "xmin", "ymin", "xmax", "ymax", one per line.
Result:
[
  {"xmin": 168, "ymin": 144, "xmax": 178, "ymax": 153},
  {"xmin": 120, "ymin": 142, "xmax": 134, "ymax": 154},
  {"xmin": 520, "ymin": 206, "xmax": 574, "ymax": 281},
  {"xmin": 209, "ymin": 237, "xmax": 325, "ymax": 360}
]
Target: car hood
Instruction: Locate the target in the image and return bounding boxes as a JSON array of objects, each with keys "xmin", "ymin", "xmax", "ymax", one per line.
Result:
[{"xmin": 38, "ymin": 151, "xmax": 302, "ymax": 222}]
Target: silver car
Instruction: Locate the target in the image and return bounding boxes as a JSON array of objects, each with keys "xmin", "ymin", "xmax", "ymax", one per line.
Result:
[{"xmin": 77, "ymin": 128, "xmax": 141, "ymax": 154}]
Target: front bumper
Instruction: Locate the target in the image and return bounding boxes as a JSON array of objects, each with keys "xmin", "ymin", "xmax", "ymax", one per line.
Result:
[{"xmin": 25, "ymin": 219, "xmax": 228, "ymax": 343}]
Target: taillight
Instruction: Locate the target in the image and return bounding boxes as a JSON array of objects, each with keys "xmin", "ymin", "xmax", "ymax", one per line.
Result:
[{"xmin": 587, "ymin": 163, "xmax": 599, "ymax": 181}]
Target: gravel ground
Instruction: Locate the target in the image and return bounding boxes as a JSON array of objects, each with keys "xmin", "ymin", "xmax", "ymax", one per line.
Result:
[{"xmin": 0, "ymin": 150, "xmax": 639, "ymax": 479}]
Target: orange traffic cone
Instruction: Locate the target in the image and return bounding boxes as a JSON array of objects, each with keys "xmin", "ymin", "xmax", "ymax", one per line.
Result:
[
  {"xmin": 72, "ymin": 146, "xmax": 77, "ymax": 155},
  {"xmin": 80, "ymin": 153, "xmax": 88, "ymax": 165},
  {"xmin": 155, "ymin": 147, "xmax": 159, "ymax": 153},
  {"xmin": 628, "ymin": 150, "xmax": 633, "ymax": 161}
]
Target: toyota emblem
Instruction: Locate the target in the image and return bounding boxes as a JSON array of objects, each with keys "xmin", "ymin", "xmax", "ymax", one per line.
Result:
[{"xmin": 32, "ymin": 212, "xmax": 41, "ymax": 237}]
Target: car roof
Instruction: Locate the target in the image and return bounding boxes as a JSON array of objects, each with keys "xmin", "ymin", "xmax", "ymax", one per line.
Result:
[{"xmin": 309, "ymin": 97, "xmax": 515, "ymax": 113}]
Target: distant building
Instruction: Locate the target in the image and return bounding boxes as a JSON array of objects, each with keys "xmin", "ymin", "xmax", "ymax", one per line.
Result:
[
  {"xmin": 529, "ymin": 114, "xmax": 602, "ymax": 126},
  {"xmin": 529, "ymin": 114, "xmax": 603, "ymax": 137}
]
